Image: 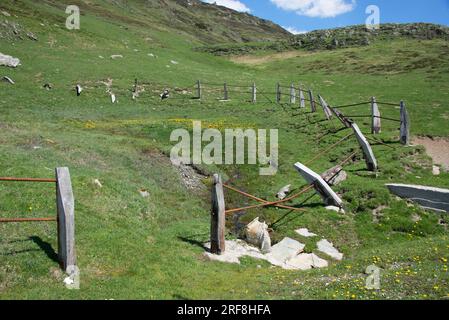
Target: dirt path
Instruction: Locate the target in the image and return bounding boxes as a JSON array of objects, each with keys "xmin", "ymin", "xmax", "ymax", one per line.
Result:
[{"xmin": 413, "ymin": 136, "xmax": 449, "ymax": 170}]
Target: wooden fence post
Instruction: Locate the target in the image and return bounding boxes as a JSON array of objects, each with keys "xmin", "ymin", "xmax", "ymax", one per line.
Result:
[
  {"xmin": 276, "ymin": 83, "xmax": 281, "ymax": 104},
  {"xmin": 318, "ymin": 95, "xmax": 333, "ymax": 120},
  {"xmin": 400, "ymin": 100, "xmax": 410, "ymax": 145},
  {"xmin": 196, "ymin": 80, "xmax": 202, "ymax": 100},
  {"xmin": 351, "ymin": 123, "xmax": 378, "ymax": 171},
  {"xmin": 294, "ymin": 163, "xmax": 344, "ymax": 208},
  {"xmin": 211, "ymin": 174, "xmax": 225, "ymax": 255},
  {"xmin": 56, "ymin": 167, "xmax": 76, "ymax": 272},
  {"xmin": 371, "ymin": 97, "xmax": 381, "ymax": 134},
  {"xmin": 223, "ymin": 82, "xmax": 228, "ymax": 101},
  {"xmin": 299, "ymin": 87, "xmax": 305, "ymax": 108},
  {"xmin": 251, "ymin": 82, "xmax": 257, "ymax": 103},
  {"xmin": 309, "ymin": 89, "xmax": 316, "ymax": 112},
  {"xmin": 290, "ymin": 84, "xmax": 296, "ymax": 104}
]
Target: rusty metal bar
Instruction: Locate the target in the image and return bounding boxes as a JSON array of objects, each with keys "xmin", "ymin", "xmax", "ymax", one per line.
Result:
[
  {"xmin": 0, "ymin": 217, "xmax": 57, "ymax": 222},
  {"xmin": 0, "ymin": 177, "xmax": 56, "ymax": 183}
]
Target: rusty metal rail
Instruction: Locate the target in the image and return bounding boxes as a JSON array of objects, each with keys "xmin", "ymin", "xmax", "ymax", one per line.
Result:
[
  {"xmin": 0, "ymin": 177, "xmax": 56, "ymax": 183},
  {"xmin": 0, "ymin": 217, "xmax": 57, "ymax": 223}
]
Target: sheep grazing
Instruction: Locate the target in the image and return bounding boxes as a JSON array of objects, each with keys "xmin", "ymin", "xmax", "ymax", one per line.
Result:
[
  {"xmin": 75, "ymin": 84, "xmax": 82, "ymax": 96},
  {"xmin": 160, "ymin": 89, "xmax": 170, "ymax": 100}
]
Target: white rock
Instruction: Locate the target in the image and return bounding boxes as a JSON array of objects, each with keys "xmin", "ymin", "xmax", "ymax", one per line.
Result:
[
  {"xmin": 284, "ymin": 253, "xmax": 328, "ymax": 270},
  {"xmin": 170, "ymin": 60, "xmax": 179, "ymax": 65},
  {"xmin": 244, "ymin": 217, "xmax": 271, "ymax": 253},
  {"xmin": 1, "ymin": 11, "xmax": 11, "ymax": 17},
  {"xmin": 276, "ymin": 184, "xmax": 291, "ymax": 200},
  {"xmin": 203, "ymin": 240, "xmax": 267, "ymax": 264},
  {"xmin": 94, "ymin": 179, "xmax": 103, "ymax": 188},
  {"xmin": 433, "ymin": 165, "xmax": 440, "ymax": 176},
  {"xmin": 295, "ymin": 228, "xmax": 317, "ymax": 238},
  {"xmin": 63, "ymin": 276, "xmax": 74, "ymax": 285},
  {"xmin": 110, "ymin": 93, "xmax": 116, "ymax": 104},
  {"xmin": 2, "ymin": 76, "xmax": 14, "ymax": 84},
  {"xmin": 110, "ymin": 54, "xmax": 123, "ymax": 59},
  {"xmin": 139, "ymin": 189, "xmax": 150, "ymax": 198},
  {"xmin": 325, "ymin": 205, "xmax": 345, "ymax": 214},
  {"xmin": 317, "ymin": 239, "xmax": 343, "ymax": 261},
  {"xmin": 0, "ymin": 53, "xmax": 20, "ymax": 68},
  {"xmin": 265, "ymin": 237, "xmax": 305, "ymax": 267}
]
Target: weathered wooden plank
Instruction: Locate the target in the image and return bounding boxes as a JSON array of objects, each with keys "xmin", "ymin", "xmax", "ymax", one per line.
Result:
[
  {"xmin": 371, "ymin": 97, "xmax": 381, "ymax": 134},
  {"xmin": 211, "ymin": 174, "xmax": 226, "ymax": 255},
  {"xmin": 290, "ymin": 84, "xmax": 296, "ymax": 104},
  {"xmin": 56, "ymin": 167, "xmax": 76, "ymax": 272},
  {"xmin": 294, "ymin": 162, "xmax": 343, "ymax": 208},
  {"xmin": 252, "ymin": 83, "xmax": 257, "ymax": 103},
  {"xmin": 386, "ymin": 183, "xmax": 449, "ymax": 213},
  {"xmin": 351, "ymin": 123, "xmax": 378, "ymax": 171},
  {"xmin": 400, "ymin": 100, "xmax": 410, "ymax": 145},
  {"xmin": 276, "ymin": 83, "xmax": 281, "ymax": 104},
  {"xmin": 330, "ymin": 107, "xmax": 353, "ymax": 128},
  {"xmin": 196, "ymin": 80, "xmax": 202, "ymax": 100},
  {"xmin": 318, "ymin": 95, "xmax": 333, "ymax": 120},
  {"xmin": 223, "ymin": 82, "xmax": 228, "ymax": 101},
  {"xmin": 309, "ymin": 90, "xmax": 316, "ymax": 112},
  {"xmin": 299, "ymin": 87, "xmax": 306, "ymax": 108}
]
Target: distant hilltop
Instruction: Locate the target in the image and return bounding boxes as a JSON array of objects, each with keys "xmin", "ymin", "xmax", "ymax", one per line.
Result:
[{"xmin": 198, "ymin": 23, "xmax": 449, "ymax": 55}]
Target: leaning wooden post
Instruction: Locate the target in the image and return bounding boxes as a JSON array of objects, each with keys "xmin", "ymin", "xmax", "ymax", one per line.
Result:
[
  {"xmin": 371, "ymin": 97, "xmax": 381, "ymax": 134},
  {"xmin": 400, "ymin": 100, "xmax": 410, "ymax": 145},
  {"xmin": 211, "ymin": 174, "xmax": 225, "ymax": 255},
  {"xmin": 251, "ymin": 82, "xmax": 257, "ymax": 103},
  {"xmin": 276, "ymin": 83, "xmax": 281, "ymax": 104},
  {"xmin": 196, "ymin": 80, "xmax": 202, "ymax": 100},
  {"xmin": 299, "ymin": 87, "xmax": 306, "ymax": 108},
  {"xmin": 56, "ymin": 167, "xmax": 76, "ymax": 272},
  {"xmin": 309, "ymin": 89, "xmax": 316, "ymax": 112},
  {"xmin": 223, "ymin": 82, "xmax": 228, "ymax": 101},
  {"xmin": 318, "ymin": 95, "xmax": 333, "ymax": 120},
  {"xmin": 351, "ymin": 123, "xmax": 378, "ymax": 171},
  {"xmin": 290, "ymin": 83, "xmax": 296, "ymax": 104}
]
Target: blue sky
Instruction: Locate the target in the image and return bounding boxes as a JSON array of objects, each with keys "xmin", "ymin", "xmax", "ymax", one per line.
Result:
[{"xmin": 202, "ymin": 0, "xmax": 449, "ymax": 34}]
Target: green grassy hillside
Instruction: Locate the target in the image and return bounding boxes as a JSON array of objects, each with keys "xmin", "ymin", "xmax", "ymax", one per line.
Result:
[{"xmin": 0, "ymin": 1, "xmax": 448, "ymax": 299}]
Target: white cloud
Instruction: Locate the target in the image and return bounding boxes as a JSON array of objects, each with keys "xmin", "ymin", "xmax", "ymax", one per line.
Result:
[
  {"xmin": 202, "ymin": 0, "xmax": 251, "ymax": 13},
  {"xmin": 283, "ymin": 26, "xmax": 308, "ymax": 34},
  {"xmin": 270, "ymin": 0, "xmax": 355, "ymax": 18}
]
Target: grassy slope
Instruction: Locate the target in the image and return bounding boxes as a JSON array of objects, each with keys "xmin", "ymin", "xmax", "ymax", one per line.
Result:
[{"xmin": 0, "ymin": 1, "xmax": 448, "ymax": 299}]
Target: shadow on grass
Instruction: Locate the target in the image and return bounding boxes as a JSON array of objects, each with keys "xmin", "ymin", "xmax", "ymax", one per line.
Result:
[
  {"xmin": 29, "ymin": 236, "xmax": 59, "ymax": 263},
  {"xmin": 178, "ymin": 235, "xmax": 208, "ymax": 251},
  {"xmin": 0, "ymin": 236, "xmax": 58, "ymax": 263}
]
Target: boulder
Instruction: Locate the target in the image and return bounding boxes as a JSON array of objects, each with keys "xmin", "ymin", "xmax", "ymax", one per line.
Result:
[
  {"xmin": 276, "ymin": 184, "xmax": 291, "ymax": 200},
  {"xmin": 265, "ymin": 237, "xmax": 305, "ymax": 267},
  {"xmin": 317, "ymin": 239, "xmax": 343, "ymax": 261},
  {"xmin": 0, "ymin": 53, "xmax": 20, "ymax": 68},
  {"xmin": 295, "ymin": 228, "xmax": 317, "ymax": 238},
  {"xmin": 284, "ymin": 253, "xmax": 328, "ymax": 270},
  {"xmin": 244, "ymin": 217, "xmax": 271, "ymax": 253}
]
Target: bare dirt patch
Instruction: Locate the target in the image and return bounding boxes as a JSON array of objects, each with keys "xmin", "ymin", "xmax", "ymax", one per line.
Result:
[
  {"xmin": 229, "ymin": 51, "xmax": 312, "ymax": 65},
  {"xmin": 412, "ymin": 136, "xmax": 449, "ymax": 170}
]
